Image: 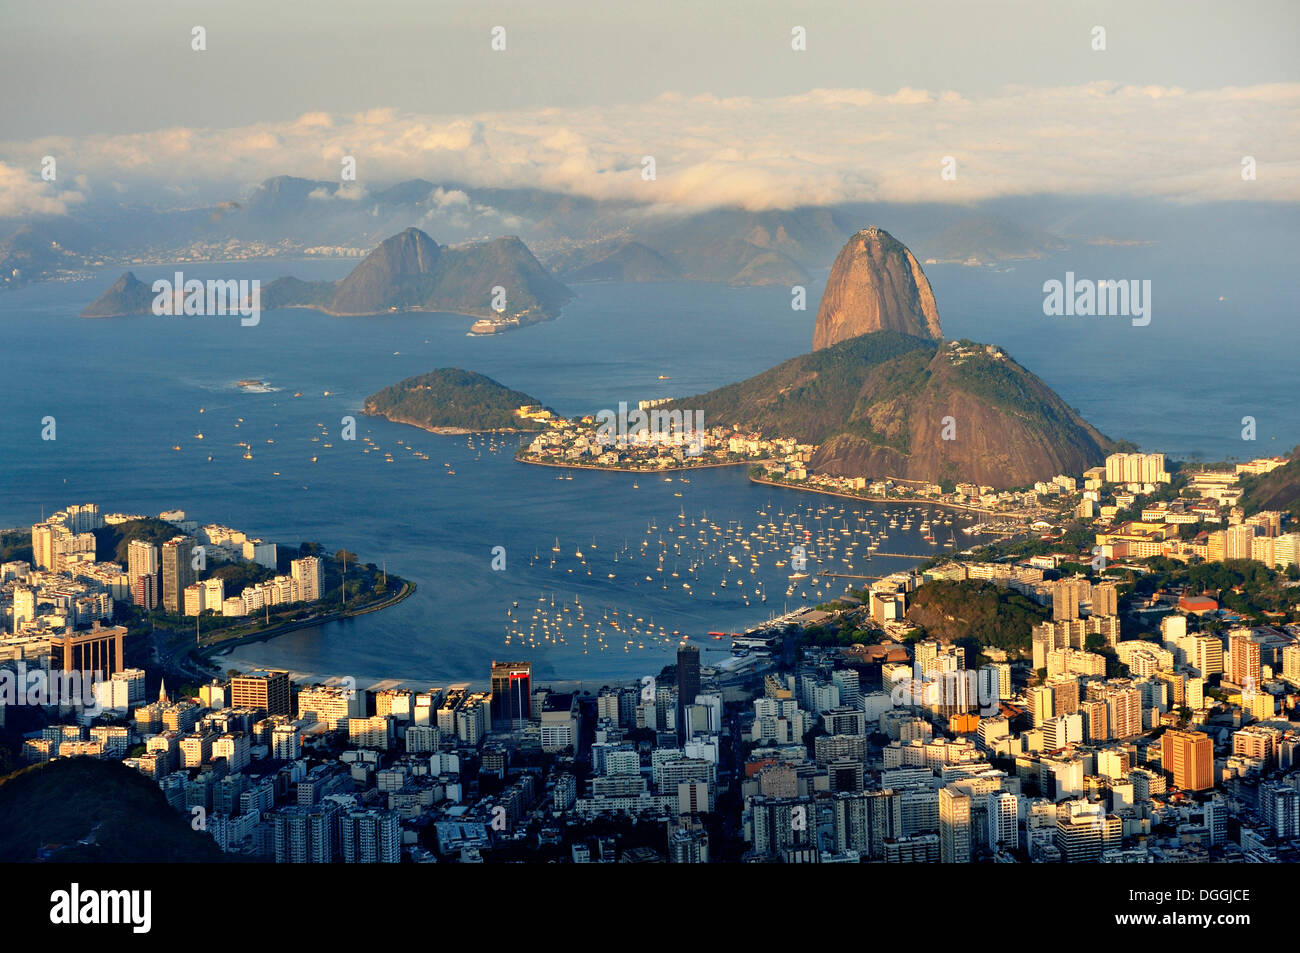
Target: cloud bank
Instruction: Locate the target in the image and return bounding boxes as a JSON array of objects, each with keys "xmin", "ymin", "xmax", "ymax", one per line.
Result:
[{"xmin": 1, "ymin": 82, "xmax": 1297, "ymax": 216}]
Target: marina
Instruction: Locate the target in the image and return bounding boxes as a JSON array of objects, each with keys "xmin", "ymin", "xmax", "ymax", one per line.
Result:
[{"xmin": 499, "ymin": 487, "xmax": 988, "ymax": 655}]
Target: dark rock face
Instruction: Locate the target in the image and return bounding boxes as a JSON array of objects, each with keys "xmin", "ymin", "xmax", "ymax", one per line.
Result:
[
  {"xmin": 80, "ymin": 271, "xmax": 154, "ymax": 317},
  {"xmin": 326, "ymin": 227, "xmax": 443, "ymax": 315},
  {"xmin": 320, "ymin": 228, "xmax": 570, "ymax": 318},
  {"xmin": 812, "ymin": 226, "xmax": 942, "ymax": 349}
]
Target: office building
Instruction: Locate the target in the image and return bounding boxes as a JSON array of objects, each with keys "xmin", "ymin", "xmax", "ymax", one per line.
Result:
[
  {"xmin": 677, "ymin": 644, "xmax": 701, "ymax": 707},
  {"xmin": 489, "ymin": 661, "xmax": 531, "ymax": 729},
  {"xmin": 1162, "ymin": 729, "xmax": 1214, "ymax": 791},
  {"xmin": 52, "ymin": 622, "xmax": 125, "ymax": 678},
  {"xmin": 230, "ymin": 669, "xmax": 291, "ymax": 716}
]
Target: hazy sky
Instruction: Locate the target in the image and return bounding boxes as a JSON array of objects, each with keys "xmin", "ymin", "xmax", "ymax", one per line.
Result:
[
  {"xmin": 1, "ymin": 0, "xmax": 1297, "ymax": 214},
  {"xmin": 5, "ymin": 0, "xmax": 1296, "ymax": 138}
]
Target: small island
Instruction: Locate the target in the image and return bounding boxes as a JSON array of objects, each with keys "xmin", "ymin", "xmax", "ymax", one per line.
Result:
[{"xmin": 362, "ymin": 367, "xmax": 557, "ymax": 433}]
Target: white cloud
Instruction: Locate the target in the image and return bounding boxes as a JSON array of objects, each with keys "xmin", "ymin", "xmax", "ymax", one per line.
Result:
[
  {"xmin": 308, "ymin": 183, "xmax": 369, "ymax": 201},
  {"xmin": 0, "ymin": 83, "xmax": 1296, "ymax": 213},
  {"xmin": 0, "ymin": 161, "xmax": 87, "ymax": 218}
]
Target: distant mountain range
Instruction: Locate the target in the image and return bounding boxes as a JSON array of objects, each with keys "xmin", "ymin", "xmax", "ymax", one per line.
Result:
[
  {"xmin": 914, "ymin": 215, "xmax": 1068, "ymax": 266},
  {"xmin": 4, "ymin": 171, "xmax": 1123, "ymax": 291},
  {"xmin": 81, "ymin": 226, "xmax": 572, "ymax": 324},
  {"xmin": 262, "ymin": 227, "xmax": 570, "ymax": 319}
]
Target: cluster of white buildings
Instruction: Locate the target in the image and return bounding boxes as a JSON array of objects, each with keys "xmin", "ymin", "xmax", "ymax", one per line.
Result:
[{"xmin": 186, "ymin": 555, "xmax": 324, "ymax": 618}]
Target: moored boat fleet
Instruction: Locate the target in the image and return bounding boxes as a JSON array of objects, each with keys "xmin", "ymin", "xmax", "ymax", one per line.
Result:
[{"xmin": 502, "ymin": 498, "xmax": 982, "ymax": 654}]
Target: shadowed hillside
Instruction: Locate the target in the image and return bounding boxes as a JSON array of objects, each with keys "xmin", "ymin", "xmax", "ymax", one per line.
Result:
[{"xmin": 0, "ymin": 758, "xmax": 225, "ymax": 863}]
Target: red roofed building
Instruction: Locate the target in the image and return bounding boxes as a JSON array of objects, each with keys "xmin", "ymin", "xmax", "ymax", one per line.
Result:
[{"xmin": 1178, "ymin": 595, "xmax": 1219, "ymax": 615}]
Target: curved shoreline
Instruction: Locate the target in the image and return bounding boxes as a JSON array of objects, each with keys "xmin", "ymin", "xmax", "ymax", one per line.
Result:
[
  {"xmin": 195, "ymin": 579, "xmax": 417, "ymax": 664},
  {"xmin": 747, "ymin": 474, "xmax": 1001, "ymax": 515},
  {"xmin": 361, "ymin": 408, "xmax": 543, "ymax": 436},
  {"xmin": 516, "ymin": 455, "xmax": 767, "ymax": 474}
]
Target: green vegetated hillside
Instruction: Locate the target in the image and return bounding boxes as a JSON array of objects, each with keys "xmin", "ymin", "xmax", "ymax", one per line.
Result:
[
  {"xmin": 94, "ymin": 517, "xmax": 183, "ymax": 563},
  {"xmin": 363, "ymin": 367, "xmax": 553, "ymax": 432},
  {"xmin": 0, "ymin": 529, "xmax": 33, "ymax": 565},
  {"xmin": 669, "ymin": 331, "xmax": 1112, "ymax": 489},
  {"xmin": 0, "ymin": 758, "xmax": 225, "ymax": 862},
  {"xmin": 670, "ymin": 330, "xmax": 935, "ymax": 448},
  {"xmin": 1241, "ymin": 449, "xmax": 1300, "ymax": 520},
  {"xmin": 905, "ymin": 579, "xmax": 1049, "ymax": 652}
]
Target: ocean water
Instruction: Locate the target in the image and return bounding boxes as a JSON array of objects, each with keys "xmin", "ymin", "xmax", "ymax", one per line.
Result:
[{"xmin": 0, "ymin": 244, "xmax": 1294, "ymax": 686}]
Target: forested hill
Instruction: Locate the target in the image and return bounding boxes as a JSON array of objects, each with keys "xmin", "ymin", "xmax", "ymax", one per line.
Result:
[{"xmin": 363, "ymin": 367, "xmax": 553, "ymax": 432}]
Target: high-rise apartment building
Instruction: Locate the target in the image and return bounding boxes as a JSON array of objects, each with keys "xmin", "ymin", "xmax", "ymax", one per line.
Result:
[
  {"xmin": 127, "ymin": 540, "xmax": 160, "ymax": 608},
  {"xmin": 11, "ymin": 587, "xmax": 35, "ymax": 634},
  {"xmin": 1192, "ymin": 634, "xmax": 1224, "ymax": 677},
  {"xmin": 1092, "ymin": 582, "xmax": 1118, "ymax": 616},
  {"xmin": 290, "ymin": 556, "xmax": 324, "ymax": 603},
  {"xmin": 939, "ymin": 786, "xmax": 972, "ymax": 862},
  {"xmin": 1224, "ymin": 525, "xmax": 1256, "ymax": 561},
  {"xmin": 987, "ymin": 792, "xmax": 1019, "ymax": 851},
  {"xmin": 1052, "ymin": 579, "xmax": 1084, "ymax": 622},
  {"xmin": 1227, "ymin": 632, "xmax": 1261, "ymax": 688},
  {"xmin": 1100, "ymin": 685, "xmax": 1143, "ymax": 740},
  {"xmin": 1105, "ymin": 452, "xmax": 1169, "ymax": 485},
  {"xmin": 161, "ymin": 536, "xmax": 198, "ymax": 614},
  {"xmin": 339, "ymin": 809, "xmax": 402, "ymax": 863}
]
